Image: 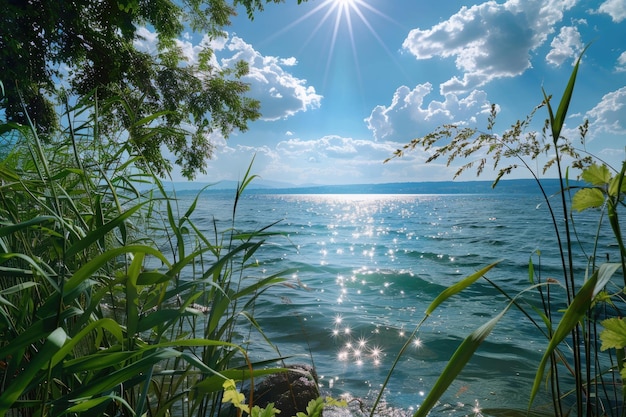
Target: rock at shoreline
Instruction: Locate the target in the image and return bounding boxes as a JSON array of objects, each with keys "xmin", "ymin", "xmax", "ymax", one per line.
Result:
[{"xmin": 252, "ymin": 364, "xmax": 320, "ymax": 416}]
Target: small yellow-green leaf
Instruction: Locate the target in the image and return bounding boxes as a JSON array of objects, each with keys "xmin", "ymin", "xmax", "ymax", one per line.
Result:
[
  {"xmin": 600, "ymin": 318, "xmax": 626, "ymax": 351},
  {"xmin": 608, "ymin": 174, "xmax": 626, "ymax": 197},
  {"xmin": 581, "ymin": 163, "xmax": 611, "ymax": 186},
  {"xmin": 572, "ymin": 188, "xmax": 605, "ymax": 211}
]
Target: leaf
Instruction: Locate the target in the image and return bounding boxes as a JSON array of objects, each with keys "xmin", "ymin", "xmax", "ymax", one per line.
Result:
[
  {"xmin": 0, "ymin": 216, "xmax": 56, "ymax": 238},
  {"xmin": 64, "ymin": 202, "xmax": 147, "ymax": 259},
  {"xmin": 547, "ymin": 43, "xmax": 590, "ymax": 142},
  {"xmin": 300, "ymin": 398, "xmax": 325, "ymax": 417},
  {"xmin": 572, "ymin": 188, "xmax": 605, "ymax": 211},
  {"xmin": 194, "ymin": 366, "xmax": 292, "ymax": 394},
  {"xmin": 64, "ymin": 245, "xmax": 169, "ymax": 294},
  {"xmin": 593, "ymin": 262, "xmax": 621, "ymax": 298},
  {"xmin": 252, "ymin": 404, "xmax": 279, "ymax": 417},
  {"xmin": 65, "ymin": 395, "xmax": 125, "ymax": 413},
  {"xmin": 608, "ymin": 173, "xmax": 626, "ymax": 197},
  {"xmin": 581, "ymin": 163, "xmax": 612, "ymax": 186},
  {"xmin": 0, "ymin": 328, "xmax": 67, "ymax": 414},
  {"xmin": 600, "ymin": 318, "xmax": 626, "ymax": 351},
  {"xmin": 0, "ymin": 281, "xmax": 38, "ymax": 296},
  {"xmin": 528, "ymin": 266, "xmax": 600, "ymax": 408},
  {"xmin": 222, "ymin": 379, "xmax": 249, "ymax": 413},
  {"xmin": 137, "ymin": 309, "xmax": 199, "ymax": 333},
  {"xmin": 425, "ymin": 261, "xmax": 499, "ymax": 316},
  {"xmin": 414, "ymin": 306, "xmax": 510, "ymax": 417},
  {"xmin": 52, "ymin": 349, "xmax": 182, "ymax": 404},
  {"xmin": 50, "ymin": 319, "xmax": 124, "ymax": 368}
]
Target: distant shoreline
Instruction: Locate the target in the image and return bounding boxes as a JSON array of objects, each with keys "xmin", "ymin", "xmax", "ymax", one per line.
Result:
[{"xmin": 168, "ymin": 178, "xmax": 583, "ymax": 196}]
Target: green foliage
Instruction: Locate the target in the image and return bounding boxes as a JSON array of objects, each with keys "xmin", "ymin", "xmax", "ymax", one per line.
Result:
[
  {"xmin": 1, "ymin": 0, "xmax": 310, "ymax": 178},
  {"xmin": 385, "ymin": 45, "xmax": 626, "ymax": 417},
  {"xmin": 0, "ymin": 93, "xmax": 290, "ymax": 416},
  {"xmin": 222, "ymin": 378, "xmax": 347, "ymax": 417}
]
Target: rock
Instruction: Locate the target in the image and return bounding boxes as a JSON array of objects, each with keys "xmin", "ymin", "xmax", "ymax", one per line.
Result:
[{"xmin": 251, "ymin": 364, "xmax": 320, "ymax": 416}]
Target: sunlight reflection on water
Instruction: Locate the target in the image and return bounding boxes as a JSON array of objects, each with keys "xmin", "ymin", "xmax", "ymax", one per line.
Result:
[{"xmin": 182, "ymin": 192, "xmax": 614, "ymax": 416}]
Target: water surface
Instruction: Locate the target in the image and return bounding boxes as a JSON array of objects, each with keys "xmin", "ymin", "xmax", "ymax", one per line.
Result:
[{"xmin": 182, "ymin": 191, "xmax": 615, "ymax": 416}]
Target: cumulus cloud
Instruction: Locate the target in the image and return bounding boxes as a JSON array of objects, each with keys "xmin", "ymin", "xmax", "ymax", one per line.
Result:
[
  {"xmin": 133, "ymin": 28, "xmax": 322, "ymax": 122},
  {"xmin": 597, "ymin": 0, "xmax": 626, "ymax": 22},
  {"xmin": 134, "ymin": 27, "xmax": 159, "ymax": 54},
  {"xmin": 546, "ymin": 26, "xmax": 584, "ymax": 66},
  {"xmin": 585, "ymin": 86, "xmax": 626, "ymax": 137},
  {"xmin": 402, "ymin": 0, "xmax": 576, "ymax": 94},
  {"xmin": 222, "ymin": 36, "xmax": 323, "ymax": 121},
  {"xmin": 364, "ymin": 83, "xmax": 491, "ymax": 141}
]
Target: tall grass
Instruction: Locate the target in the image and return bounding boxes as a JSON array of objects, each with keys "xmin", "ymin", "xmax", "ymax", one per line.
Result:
[
  {"xmin": 0, "ymin": 89, "xmax": 292, "ymax": 416},
  {"xmin": 382, "ymin": 46, "xmax": 626, "ymax": 417}
]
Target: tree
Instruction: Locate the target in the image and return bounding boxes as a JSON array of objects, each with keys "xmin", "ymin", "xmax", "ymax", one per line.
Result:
[{"xmin": 0, "ymin": 0, "xmax": 306, "ymax": 178}]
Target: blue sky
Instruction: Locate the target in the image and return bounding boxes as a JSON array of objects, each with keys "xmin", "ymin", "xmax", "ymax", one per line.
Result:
[{"xmin": 146, "ymin": 0, "xmax": 626, "ymax": 185}]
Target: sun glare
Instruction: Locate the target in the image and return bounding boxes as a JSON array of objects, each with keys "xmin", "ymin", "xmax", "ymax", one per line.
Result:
[{"xmin": 266, "ymin": 0, "xmax": 399, "ymax": 90}]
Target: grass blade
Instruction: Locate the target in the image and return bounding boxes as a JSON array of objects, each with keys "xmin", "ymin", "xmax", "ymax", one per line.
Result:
[
  {"xmin": 547, "ymin": 43, "xmax": 591, "ymax": 142},
  {"xmin": 0, "ymin": 328, "xmax": 67, "ymax": 414},
  {"xmin": 414, "ymin": 306, "xmax": 510, "ymax": 417},
  {"xmin": 64, "ymin": 202, "xmax": 147, "ymax": 259},
  {"xmin": 425, "ymin": 261, "xmax": 499, "ymax": 316},
  {"xmin": 528, "ymin": 264, "xmax": 605, "ymax": 408}
]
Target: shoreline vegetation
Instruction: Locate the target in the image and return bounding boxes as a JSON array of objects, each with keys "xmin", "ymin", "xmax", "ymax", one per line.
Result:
[{"xmin": 1, "ymin": 4, "xmax": 625, "ymax": 415}]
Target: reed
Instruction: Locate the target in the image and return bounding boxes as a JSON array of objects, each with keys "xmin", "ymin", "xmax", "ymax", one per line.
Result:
[{"xmin": 0, "ymin": 88, "xmax": 291, "ymax": 416}]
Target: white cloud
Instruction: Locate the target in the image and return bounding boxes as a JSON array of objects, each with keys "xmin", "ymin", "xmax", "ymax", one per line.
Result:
[
  {"xmin": 546, "ymin": 26, "xmax": 583, "ymax": 66},
  {"xmin": 364, "ymin": 83, "xmax": 491, "ymax": 141},
  {"xmin": 585, "ymin": 86, "xmax": 626, "ymax": 137},
  {"xmin": 616, "ymin": 51, "xmax": 626, "ymax": 72},
  {"xmin": 133, "ymin": 29, "xmax": 321, "ymax": 122},
  {"xmin": 266, "ymin": 134, "xmax": 485, "ymax": 183},
  {"xmin": 134, "ymin": 27, "xmax": 159, "ymax": 54},
  {"xmin": 597, "ymin": 0, "xmax": 626, "ymax": 22},
  {"xmin": 402, "ymin": 0, "xmax": 576, "ymax": 94},
  {"xmin": 193, "ymin": 134, "xmax": 420, "ymax": 185},
  {"xmin": 222, "ymin": 36, "xmax": 323, "ymax": 121},
  {"xmin": 281, "ymin": 57, "xmax": 298, "ymax": 66}
]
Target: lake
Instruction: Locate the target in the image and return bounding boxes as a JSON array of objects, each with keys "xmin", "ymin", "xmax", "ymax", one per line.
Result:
[{"xmin": 179, "ymin": 186, "xmax": 617, "ymax": 416}]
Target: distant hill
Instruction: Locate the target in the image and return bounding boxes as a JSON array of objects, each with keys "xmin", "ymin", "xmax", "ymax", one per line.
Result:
[
  {"xmin": 169, "ymin": 178, "xmax": 583, "ymax": 195},
  {"xmin": 246, "ymin": 179, "xmax": 582, "ymax": 195}
]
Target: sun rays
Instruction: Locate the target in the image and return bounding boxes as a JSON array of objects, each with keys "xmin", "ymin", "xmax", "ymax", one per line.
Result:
[{"xmin": 263, "ymin": 0, "xmax": 398, "ymax": 92}]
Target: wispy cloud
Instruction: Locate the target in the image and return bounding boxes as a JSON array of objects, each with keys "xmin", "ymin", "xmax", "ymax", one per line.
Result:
[
  {"xmin": 194, "ymin": 134, "xmax": 412, "ymax": 185},
  {"xmin": 616, "ymin": 51, "xmax": 626, "ymax": 72}
]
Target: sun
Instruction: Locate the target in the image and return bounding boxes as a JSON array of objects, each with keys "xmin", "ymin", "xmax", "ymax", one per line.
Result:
[
  {"xmin": 264, "ymin": 0, "xmax": 398, "ymax": 91},
  {"xmin": 268, "ymin": 0, "xmax": 386, "ymax": 57}
]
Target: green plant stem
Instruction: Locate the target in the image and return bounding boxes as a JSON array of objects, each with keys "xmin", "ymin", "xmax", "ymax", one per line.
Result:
[{"xmin": 555, "ymin": 147, "xmax": 585, "ymax": 417}]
